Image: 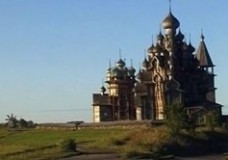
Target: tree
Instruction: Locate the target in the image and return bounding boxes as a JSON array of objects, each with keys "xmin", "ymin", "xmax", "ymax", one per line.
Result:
[
  {"xmin": 18, "ymin": 118, "xmax": 28, "ymax": 128},
  {"xmin": 205, "ymin": 109, "xmax": 221, "ymax": 131},
  {"xmin": 60, "ymin": 138, "xmax": 77, "ymax": 152},
  {"xmin": 27, "ymin": 120, "xmax": 36, "ymax": 128},
  {"xmin": 5, "ymin": 114, "xmax": 36, "ymax": 129},
  {"xmin": 164, "ymin": 103, "xmax": 189, "ymax": 135},
  {"xmin": 5, "ymin": 114, "xmax": 18, "ymax": 128}
]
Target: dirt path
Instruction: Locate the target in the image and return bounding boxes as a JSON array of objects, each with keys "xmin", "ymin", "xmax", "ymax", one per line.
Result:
[
  {"xmin": 60, "ymin": 154, "xmax": 225, "ymax": 160},
  {"xmin": 176, "ymin": 155, "xmax": 224, "ymax": 160},
  {"xmin": 59, "ymin": 153, "xmax": 121, "ymax": 160}
]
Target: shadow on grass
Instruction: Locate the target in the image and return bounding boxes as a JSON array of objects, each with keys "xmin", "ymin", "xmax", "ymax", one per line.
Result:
[
  {"xmin": 162, "ymin": 131, "xmax": 228, "ymax": 157},
  {"xmin": 2, "ymin": 144, "xmax": 57, "ymax": 157}
]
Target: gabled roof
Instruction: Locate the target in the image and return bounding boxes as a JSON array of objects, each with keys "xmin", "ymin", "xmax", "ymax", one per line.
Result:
[{"xmin": 195, "ymin": 34, "xmax": 214, "ymax": 67}]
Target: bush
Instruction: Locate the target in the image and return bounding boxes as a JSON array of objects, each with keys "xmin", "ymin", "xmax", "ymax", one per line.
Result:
[
  {"xmin": 111, "ymin": 138, "xmax": 127, "ymax": 146},
  {"xmin": 205, "ymin": 110, "xmax": 221, "ymax": 131},
  {"xmin": 111, "ymin": 134, "xmax": 131, "ymax": 146},
  {"xmin": 60, "ymin": 138, "xmax": 77, "ymax": 152},
  {"xmin": 164, "ymin": 103, "xmax": 190, "ymax": 135},
  {"xmin": 222, "ymin": 122, "xmax": 228, "ymax": 130}
]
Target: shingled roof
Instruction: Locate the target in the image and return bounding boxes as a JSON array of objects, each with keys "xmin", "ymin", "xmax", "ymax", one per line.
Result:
[{"xmin": 195, "ymin": 34, "xmax": 214, "ymax": 67}]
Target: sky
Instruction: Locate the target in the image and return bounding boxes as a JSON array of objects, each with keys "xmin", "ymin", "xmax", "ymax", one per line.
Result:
[{"xmin": 0, "ymin": 0, "xmax": 227, "ymax": 123}]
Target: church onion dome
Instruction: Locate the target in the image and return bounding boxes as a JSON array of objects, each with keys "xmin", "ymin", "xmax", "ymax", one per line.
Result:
[
  {"xmin": 157, "ymin": 31, "xmax": 164, "ymax": 41},
  {"xmin": 153, "ymin": 43, "xmax": 162, "ymax": 53},
  {"xmin": 142, "ymin": 58, "xmax": 149, "ymax": 68},
  {"xmin": 116, "ymin": 58, "xmax": 125, "ymax": 68},
  {"xmin": 162, "ymin": 11, "xmax": 180, "ymax": 29},
  {"xmin": 128, "ymin": 66, "xmax": 136, "ymax": 76},
  {"xmin": 147, "ymin": 43, "xmax": 155, "ymax": 53},
  {"xmin": 123, "ymin": 67, "xmax": 129, "ymax": 76},
  {"xmin": 187, "ymin": 43, "xmax": 195, "ymax": 53},
  {"xmin": 100, "ymin": 86, "xmax": 106, "ymax": 93},
  {"xmin": 111, "ymin": 67, "xmax": 120, "ymax": 77},
  {"xmin": 106, "ymin": 67, "xmax": 111, "ymax": 74},
  {"xmin": 136, "ymin": 70, "xmax": 142, "ymax": 80},
  {"xmin": 106, "ymin": 67, "xmax": 112, "ymax": 79},
  {"xmin": 176, "ymin": 29, "xmax": 184, "ymax": 40}
]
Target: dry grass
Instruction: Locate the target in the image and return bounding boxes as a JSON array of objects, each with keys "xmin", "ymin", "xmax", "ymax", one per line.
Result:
[
  {"xmin": 1, "ymin": 126, "xmax": 228, "ymax": 159},
  {"xmin": 103, "ymin": 126, "xmax": 171, "ymax": 158}
]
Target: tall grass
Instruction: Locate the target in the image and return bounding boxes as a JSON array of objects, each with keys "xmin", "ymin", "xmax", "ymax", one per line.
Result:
[
  {"xmin": 113, "ymin": 126, "xmax": 171, "ymax": 156},
  {"xmin": 0, "ymin": 127, "xmax": 166, "ymax": 159},
  {"xmin": 0, "ymin": 128, "xmax": 127, "ymax": 159},
  {"xmin": 1, "ymin": 126, "xmax": 228, "ymax": 159}
]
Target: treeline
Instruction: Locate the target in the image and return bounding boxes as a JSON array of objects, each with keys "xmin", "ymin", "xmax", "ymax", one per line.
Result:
[
  {"xmin": 164, "ymin": 103, "xmax": 224, "ymax": 135},
  {"xmin": 4, "ymin": 114, "xmax": 36, "ymax": 129}
]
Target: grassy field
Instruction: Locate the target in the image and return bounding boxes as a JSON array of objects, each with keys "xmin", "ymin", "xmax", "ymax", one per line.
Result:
[
  {"xmin": 0, "ymin": 126, "xmax": 173, "ymax": 160},
  {"xmin": 1, "ymin": 126, "xmax": 228, "ymax": 160},
  {"xmin": 0, "ymin": 128, "xmax": 129, "ymax": 159}
]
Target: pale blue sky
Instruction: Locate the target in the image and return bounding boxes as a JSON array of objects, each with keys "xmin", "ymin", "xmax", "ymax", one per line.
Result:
[{"xmin": 0, "ymin": 0, "xmax": 227, "ymax": 123}]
